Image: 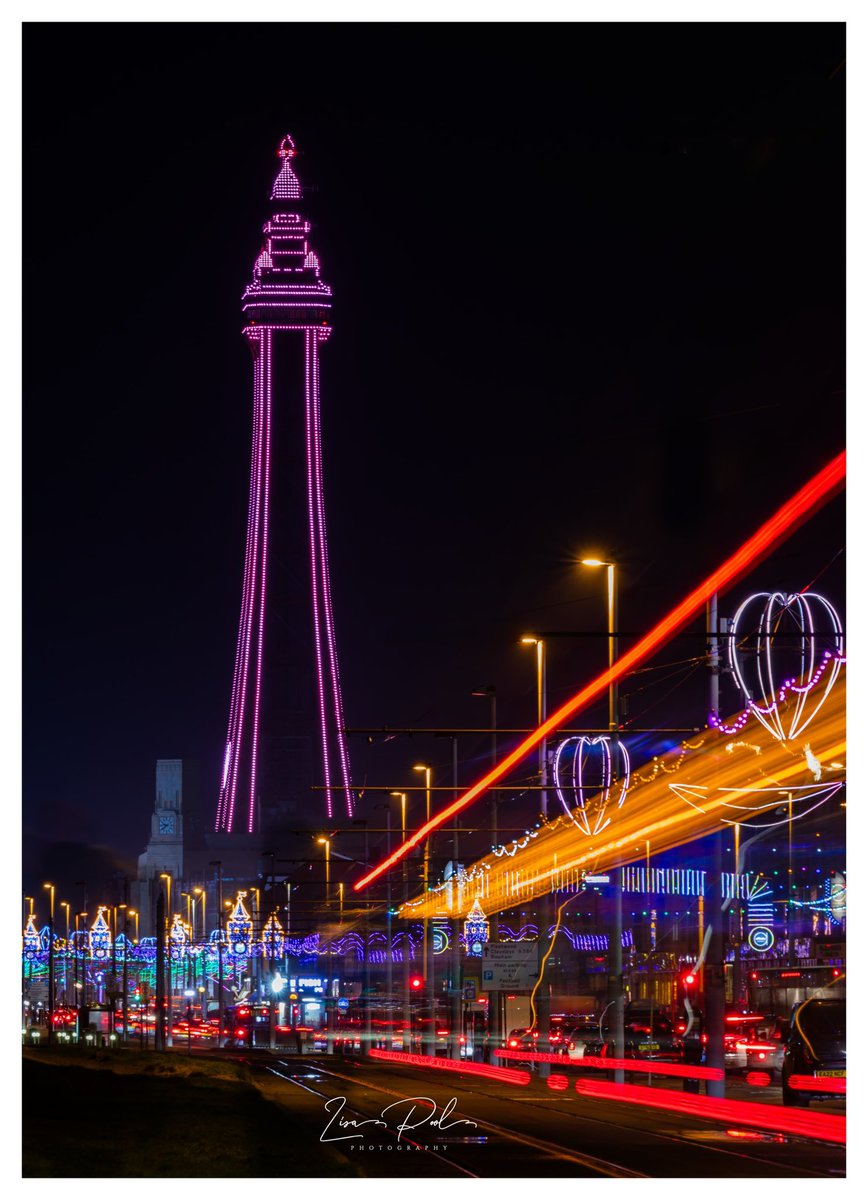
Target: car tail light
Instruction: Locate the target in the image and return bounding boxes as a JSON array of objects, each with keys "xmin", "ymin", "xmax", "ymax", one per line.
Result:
[
  {"xmin": 508, "ymin": 1039, "xmax": 519, "ymax": 1048},
  {"xmin": 235, "ymin": 1027, "xmax": 247, "ymax": 1038}
]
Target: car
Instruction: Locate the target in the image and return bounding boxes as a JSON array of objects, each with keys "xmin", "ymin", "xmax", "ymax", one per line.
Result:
[
  {"xmin": 584, "ymin": 1012, "xmax": 685, "ymax": 1063},
  {"xmin": 505, "ymin": 1027, "xmax": 540, "ymax": 1050},
  {"xmin": 781, "ymin": 997, "xmax": 846, "ymax": 1107},
  {"xmin": 674, "ymin": 1006, "xmax": 706, "ymax": 1063},
  {"xmin": 723, "ymin": 1010, "xmax": 766, "ymax": 1072}
]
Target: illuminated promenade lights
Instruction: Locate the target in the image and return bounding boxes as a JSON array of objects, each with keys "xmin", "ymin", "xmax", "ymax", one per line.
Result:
[{"xmin": 354, "ymin": 450, "xmax": 846, "ymax": 894}]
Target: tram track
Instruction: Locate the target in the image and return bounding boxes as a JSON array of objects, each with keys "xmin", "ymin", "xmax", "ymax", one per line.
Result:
[
  {"xmin": 252, "ymin": 1056, "xmax": 647, "ymax": 1177},
  {"xmin": 253, "ymin": 1054, "xmax": 842, "ymax": 1178}
]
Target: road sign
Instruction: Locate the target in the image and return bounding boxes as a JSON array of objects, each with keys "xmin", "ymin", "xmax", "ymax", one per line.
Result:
[
  {"xmin": 748, "ymin": 926, "xmax": 775, "ymax": 952},
  {"xmin": 481, "ymin": 942, "xmax": 538, "ymax": 989},
  {"xmin": 463, "ymin": 980, "xmax": 477, "ymax": 1000}
]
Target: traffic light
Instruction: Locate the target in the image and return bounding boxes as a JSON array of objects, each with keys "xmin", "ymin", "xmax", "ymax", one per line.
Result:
[
  {"xmin": 409, "ymin": 974, "xmax": 424, "ymax": 991},
  {"xmin": 679, "ymin": 967, "xmax": 699, "ymax": 1005}
]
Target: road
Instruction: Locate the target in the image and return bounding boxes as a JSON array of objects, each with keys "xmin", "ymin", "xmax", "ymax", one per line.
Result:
[{"xmin": 235, "ymin": 1050, "xmax": 846, "ymax": 1178}]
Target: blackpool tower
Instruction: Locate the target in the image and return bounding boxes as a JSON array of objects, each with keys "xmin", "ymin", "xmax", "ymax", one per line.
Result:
[{"xmin": 215, "ymin": 134, "xmax": 353, "ymax": 834}]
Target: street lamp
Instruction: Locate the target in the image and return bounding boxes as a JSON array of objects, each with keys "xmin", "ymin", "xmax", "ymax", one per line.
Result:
[
  {"xmin": 60, "ymin": 902, "xmax": 71, "ymax": 1004},
  {"xmin": 317, "ymin": 837, "xmax": 331, "ymax": 906},
  {"xmin": 43, "ymin": 883, "xmax": 55, "ymax": 1043},
  {"xmin": 471, "ymin": 686, "xmax": 498, "ymax": 844},
  {"xmin": 580, "ymin": 559, "xmax": 618, "ymax": 733},
  {"xmin": 193, "ymin": 887, "xmax": 206, "ymax": 937},
  {"xmin": 159, "ymin": 874, "xmax": 172, "ymax": 1044},
  {"xmin": 390, "ymin": 792, "xmax": 408, "ymax": 843},
  {"xmin": 581, "ymin": 556, "xmax": 624, "ymax": 1079},
  {"xmin": 414, "ymin": 764, "xmax": 433, "ymax": 1056},
  {"xmin": 520, "ymin": 638, "xmax": 547, "ymax": 818}
]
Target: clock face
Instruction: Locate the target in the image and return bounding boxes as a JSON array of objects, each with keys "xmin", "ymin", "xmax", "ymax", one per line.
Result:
[{"xmin": 159, "ymin": 814, "xmax": 175, "ymax": 835}]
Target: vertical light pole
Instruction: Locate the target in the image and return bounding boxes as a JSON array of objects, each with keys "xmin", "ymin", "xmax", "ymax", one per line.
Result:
[
  {"xmin": 471, "ymin": 686, "xmax": 497, "ymax": 845},
  {"xmin": 74, "ymin": 911, "xmax": 84, "ymax": 1014},
  {"xmin": 581, "ymin": 557, "xmax": 624, "ymax": 1079},
  {"xmin": 61, "ymin": 902, "xmax": 70, "ymax": 1004},
  {"xmin": 391, "ymin": 791, "xmax": 410, "ymax": 1051},
  {"xmin": 414, "ymin": 764, "xmax": 433, "ymax": 1055},
  {"xmin": 520, "ymin": 639, "xmax": 548, "ymax": 819},
  {"xmin": 450, "ymin": 738, "xmax": 463, "ymax": 1061},
  {"xmin": 23, "ymin": 896, "xmax": 34, "ymax": 1032},
  {"xmin": 159, "ymin": 873, "xmax": 173, "ymax": 1045},
  {"xmin": 119, "ymin": 904, "xmax": 129, "ymax": 1042},
  {"xmin": 523, "ymin": 638, "xmax": 549, "ymax": 1070},
  {"xmin": 786, "ymin": 790, "xmax": 796, "ymax": 966},
  {"xmin": 193, "ymin": 887, "xmax": 205, "ymax": 994},
  {"xmin": 43, "ymin": 883, "xmax": 55, "ymax": 1044},
  {"xmin": 209, "ymin": 862, "xmax": 224, "ymax": 1046},
  {"xmin": 704, "ymin": 591, "xmax": 726, "ymax": 1098},
  {"xmin": 377, "ymin": 802, "xmax": 394, "ymax": 1047},
  {"xmin": 317, "ymin": 837, "xmax": 331, "ymax": 907}
]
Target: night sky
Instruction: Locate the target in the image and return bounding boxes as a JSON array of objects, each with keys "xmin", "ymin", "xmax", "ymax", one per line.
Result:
[{"xmin": 22, "ymin": 22, "xmax": 845, "ymax": 904}]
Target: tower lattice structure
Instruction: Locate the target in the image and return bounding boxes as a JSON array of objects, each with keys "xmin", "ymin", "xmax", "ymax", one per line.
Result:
[{"xmin": 215, "ymin": 134, "xmax": 353, "ymax": 833}]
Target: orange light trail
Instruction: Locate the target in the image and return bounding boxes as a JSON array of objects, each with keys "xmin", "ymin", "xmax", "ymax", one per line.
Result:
[
  {"xmin": 354, "ymin": 451, "xmax": 845, "ymax": 892},
  {"xmin": 399, "ymin": 677, "xmax": 845, "ymax": 919}
]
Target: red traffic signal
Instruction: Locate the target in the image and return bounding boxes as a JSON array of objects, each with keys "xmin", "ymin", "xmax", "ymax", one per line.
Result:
[
  {"xmin": 409, "ymin": 974, "xmax": 424, "ymax": 990},
  {"xmin": 683, "ymin": 971, "xmax": 696, "ymax": 987}
]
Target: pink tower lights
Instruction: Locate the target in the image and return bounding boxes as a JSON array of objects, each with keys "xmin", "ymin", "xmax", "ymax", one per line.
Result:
[{"xmin": 215, "ymin": 134, "xmax": 353, "ymax": 832}]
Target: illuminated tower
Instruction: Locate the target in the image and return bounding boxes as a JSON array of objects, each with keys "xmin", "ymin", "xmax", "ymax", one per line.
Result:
[{"xmin": 215, "ymin": 134, "xmax": 353, "ymax": 834}]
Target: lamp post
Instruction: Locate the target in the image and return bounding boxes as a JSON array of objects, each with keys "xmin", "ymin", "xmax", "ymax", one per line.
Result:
[
  {"xmin": 471, "ymin": 686, "xmax": 497, "ymax": 844},
  {"xmin": 208, "ymin": 861, "xmax": 224, "ymax": 1047},
  {"xmin": 581, "ymin": 557, "xmax": 624, "ymax": 1080},
  {"xmin": 43, "ymin": 883, "xmax": 55, "ymax": 1044},
  {"xmin": 391, "ymin": 791, "xmax": 411, "ymax": 1051},
  {"xmin": 181, "ymin": 891, "xmax": 194, "ymax": 992},
  {"xmin": 520, "ymin": 638, "xmax": 548, "ymax": 818},
  {"xmin": 23, "ymin": 896, "xmax": 34, "ymax": 1032},
  {"xmin": 120, "ymin": 905, "xmax": 130, "ymax": 1042},
  {"xmin": 61, "ymin": 902, "xmax": 70, "ymax": 1004},
  {"xmin": 193, "ymin": 887, "xmax": 205, "ymax": 993},
  {"xmin": 159, "ymin": 874, "xmax": 173, "ymax": 1045},
  {"xmin": 317, "ymin": 837, "xmax": 331, "ymax": 907},
  {"xmin": 414, "ymin": 764, "xmax": 434, "ymax": 1056},
  {"xmin": 520, "ymin": 637, "xmax": 551, "ymax": 1071}
]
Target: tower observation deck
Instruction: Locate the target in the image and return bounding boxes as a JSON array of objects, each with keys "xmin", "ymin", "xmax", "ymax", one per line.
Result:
[{"xmin": 215, "ymin": 134, "xmax": 353, "ymax": 834}]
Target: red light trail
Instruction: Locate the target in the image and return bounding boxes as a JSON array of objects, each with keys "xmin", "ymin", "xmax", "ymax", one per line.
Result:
[
  {"xmin": 368, "ymin": 1048, "xmax": 530, "ymax": 1085},
  {"xmin": 573, "ymin": 1078, "xmax": 846, "ymax": 1145},
  {"xmin": 354, "ymin": 451, "xmax": 845, "ymax": 892}
]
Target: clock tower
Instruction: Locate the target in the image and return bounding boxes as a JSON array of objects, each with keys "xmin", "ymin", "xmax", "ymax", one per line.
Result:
[{"xmin": 130, "ymin": 759, "xmax": 185, "ymax": 937}]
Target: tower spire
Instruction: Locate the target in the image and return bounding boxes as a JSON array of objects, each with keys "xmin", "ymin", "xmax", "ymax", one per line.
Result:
[{"xmin": 271, "ymin": 133, "xmax": 301, "ymax": 200}]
